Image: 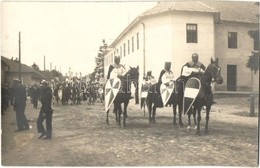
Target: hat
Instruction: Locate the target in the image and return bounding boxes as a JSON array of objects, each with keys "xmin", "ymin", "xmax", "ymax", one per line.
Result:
[
  {"xmin": 13, "ymin": 78, "xmax": 21, "ymax": 82},
  {"xmin": 41, "ymin": 80, "xmax": 48, "ymax": 85},
  {"xmin": 165, "ymin": 62, "xmax": 171, "ymax": 66},
  {"xmin": 192, "ymin": 53, "xmax": 199, "ymax": 58},
  {"xmin": 115, "ymin": 55, "xmax": 121, "ymax": 59}
]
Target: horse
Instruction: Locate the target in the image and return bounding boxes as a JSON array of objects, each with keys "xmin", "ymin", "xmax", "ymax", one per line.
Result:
[
  {"xmin": 186, "ymin": 58, "xmax": 223, "ymax": 135},
  {"xmin": 106, "ymin": 66, "xmax": 139, "ymax": 127},
  {"xmin": 145, "ymin": 79, "xmax": 182, "ymax": 125},
  {"xmin": 172, "ymin": 78, "xmax": 185, "ymax": 126}
]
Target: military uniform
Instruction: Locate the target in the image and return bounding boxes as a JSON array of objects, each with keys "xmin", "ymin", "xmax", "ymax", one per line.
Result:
[
  {"xmin": 37, "ymin": 82, "xmax": 53, "ymax": 139},
  {"xmin": 13, "ymin": 81, "xmax": 30, "ymax": 131}
]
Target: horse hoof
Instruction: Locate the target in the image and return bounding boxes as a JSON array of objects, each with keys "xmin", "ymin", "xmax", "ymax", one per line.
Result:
[
  {"xmin": 194, "ymin": 126, "xmax": 197, "ymax": 130},
  {"xmin": 187, "ymin": 126, "xmax": 191, "ymax": 130}
]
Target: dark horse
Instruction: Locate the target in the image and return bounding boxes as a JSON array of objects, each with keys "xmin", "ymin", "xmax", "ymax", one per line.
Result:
[
  {"xmin": 186, "ymin": 58, "xmax": 223, "ymax": 135},
  {"xmin": 145, "ymin": 82, "xmax": 182, "ymax": 125},
  {"xmin": 106, "ymin": 66, "xmax": 139, "ymax": 127}
]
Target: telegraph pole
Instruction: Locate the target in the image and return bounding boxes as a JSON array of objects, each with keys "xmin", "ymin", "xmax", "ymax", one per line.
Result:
[{"xmin": 18, "ymin": 32, "xmax": 21, "ymax": 80}]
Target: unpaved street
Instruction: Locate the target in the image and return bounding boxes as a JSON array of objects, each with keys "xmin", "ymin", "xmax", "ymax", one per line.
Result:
[{"xmin": 1, "ymin": 95, "xmax": 259, "ymax": 166}]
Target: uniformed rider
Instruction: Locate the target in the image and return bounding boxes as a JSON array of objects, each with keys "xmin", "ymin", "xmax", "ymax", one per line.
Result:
[
  {"xmin": 107, "ymin": 55, "xmax": 127, "ymax": 80},
  {"xmin": 181, "ymin": 53, "xmax": 206, "ymax": 76},
  {"xmin": 159, "ymin": 62, "xmax": 175, "ymax": 86}
]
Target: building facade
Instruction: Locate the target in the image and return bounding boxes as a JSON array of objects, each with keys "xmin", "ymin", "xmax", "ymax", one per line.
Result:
[{"xmin": 104, "ymin": 1, "xmax": 259, "ymax": 92}]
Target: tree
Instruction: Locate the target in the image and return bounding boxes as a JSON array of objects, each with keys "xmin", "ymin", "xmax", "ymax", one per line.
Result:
[
  {"xmin": 245, "ymin": 2, "xmax": 259, "ymax": 92},
  {"xmin": 31, "ymin": 62, "xmax": 40, "ymax": 71},
  {"xmin": 51, "ymin": 69, "xmax": 62, "ymax": 77}
]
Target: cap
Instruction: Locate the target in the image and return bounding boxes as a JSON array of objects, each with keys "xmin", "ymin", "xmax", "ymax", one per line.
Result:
[{"xmin": 41, "ymin": 80, "xmax": 48, "ymax": 85}]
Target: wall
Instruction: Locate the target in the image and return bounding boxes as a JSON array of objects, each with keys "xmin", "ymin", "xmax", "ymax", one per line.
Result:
[{"xmin": 215, "ymin": 21, "xmax": 259, "ymax": 91}]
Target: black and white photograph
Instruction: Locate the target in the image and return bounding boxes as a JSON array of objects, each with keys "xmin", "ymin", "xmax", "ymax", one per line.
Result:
[{"xmin": 1, "ymin": 0, "xmax": 259, "ymax": 166}]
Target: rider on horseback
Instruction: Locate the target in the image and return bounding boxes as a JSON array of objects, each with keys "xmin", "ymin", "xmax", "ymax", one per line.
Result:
[
  {"xmin": 107, "ymin": 55, "xmax": 127, "ymax": 79},
  {"xmin": 143, "ymin": 70, "xmax": 156, "ymax": 86},
  {"xmin": 156, "ymin": 62, "xmax": 175, "ymax": 107},
  {"xmin": 181, "ymin": 53, "xmax": 215, "ymax": 105},
  {"xmin": 181, "ymin": 53, "xmax": 206, "ymax": 77},
  {"xmin": 159, "ymin": 62, "xmax": 175, "ymax": 86}
]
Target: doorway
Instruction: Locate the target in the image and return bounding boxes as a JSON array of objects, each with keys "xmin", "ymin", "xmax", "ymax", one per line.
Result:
[{"xmin": 227, "ymin": 65, "xmax": 237, "ymax": 91}]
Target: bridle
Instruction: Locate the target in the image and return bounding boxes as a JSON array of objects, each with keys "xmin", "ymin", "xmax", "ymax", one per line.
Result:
[{"xmin": 209, "ymin": 63, "xmax": 221, "ymax": 79}]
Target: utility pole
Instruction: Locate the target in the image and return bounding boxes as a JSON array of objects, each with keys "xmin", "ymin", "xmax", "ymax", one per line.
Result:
[{"xmin": 18, "ymin": 32, "xmax": 21, "ymax": 80}]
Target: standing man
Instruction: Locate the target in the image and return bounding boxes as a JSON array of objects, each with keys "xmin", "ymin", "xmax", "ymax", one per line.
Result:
[
  {"xmin": 37, "ymin": 80, "xmax": 53, "ymax": 139},
  {"xmin": 12, "ymin": 79, "xmax": 31, "ymax": 131}
]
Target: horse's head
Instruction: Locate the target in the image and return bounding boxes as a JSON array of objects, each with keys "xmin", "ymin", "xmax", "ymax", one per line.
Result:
[
  {"xmin": 206, "ymin": 58, "xmax": 223, "ymax": 84},
  {"xmin": 124, "ymin": 65, "xmax": 139, "ymax": 81}
]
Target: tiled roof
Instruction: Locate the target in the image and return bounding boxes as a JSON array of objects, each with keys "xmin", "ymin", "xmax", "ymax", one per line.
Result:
[
  {"xmin": 142, "ymin": 1, "xmax": 259, "ymax": 23},
  {"xmin": 142, "ymin": 1, "xmax": 218, "ymax": 16},
  {"xmin": 202, "ymin": 1, "xmax": 259, "ymax": 23},
  {"xmin": 108, "ymin": 1, "xmax": 259, "ymax": 49},
  {"xmin": 1, "ymin": 56, "xmax": 44, "ymax": 78}
]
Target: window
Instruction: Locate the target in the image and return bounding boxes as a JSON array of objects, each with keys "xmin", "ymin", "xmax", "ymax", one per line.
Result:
[
  {"xmin": 128, "ymin": 40, "xmax": 130, "ymax": 55},
  {"xmin": 132, "ymin": 36, "xmax": 134, "ymax": 52},
  {"xmin": 123, "ymin": 43, "xmax": 126, "ymax": 57},
  {"xmin": 120, "ymin": 46, "xmax": 122, "ymax": 58},
  {"xmin": 186, "ymin": 24, "xmax": 197, "ymax": 43},
  {"xmin": 137, "ymin": 33, "xmax": 139, "ymax": 50},
  {"xmin": 228, "ymin": 32, "xmax": 237, "ymax": 49}
]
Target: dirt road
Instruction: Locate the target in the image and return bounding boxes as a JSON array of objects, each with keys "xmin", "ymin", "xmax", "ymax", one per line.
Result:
[{"xmin": 1, "ymin": 95, "xmax": 259, "ymax": 166}]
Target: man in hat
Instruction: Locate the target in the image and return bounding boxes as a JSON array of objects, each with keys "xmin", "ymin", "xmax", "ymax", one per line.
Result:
[
  {"xmin": 159, "ymin": 62, "xmax": 175, "ymax": 86},
  {"xmin": 12, "ymin": 79, "xmax": 31, "ymax": 131},
  {"xmin": 106, "ymin": 55, "xmax": 127, "ymax": 80},
  {"xmin": 37, "ymin": 80, "xmax": 53, "ymax": 139},
  {"xmin": 155, "ymin": 62, "xmax": 175, "ymax": 107},
  {"xmin": 181, "ymin": 53, "xmax": 206, "ymax": 76},
  {"xmin": 143, "ymin": 71, "xmax": 156, "ymax": 86}
]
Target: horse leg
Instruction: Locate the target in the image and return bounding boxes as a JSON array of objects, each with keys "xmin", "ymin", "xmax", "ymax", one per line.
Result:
[
  {"xmin": 152, "ymin": 105, "xmax": 157, "ymax": 124},
  {"xmin": 187, "ymin": 109, "xmax": 192, "ymax": 130},
  {"xmin": 193, "ymin": 108, "xmax": 197, "ymax": 129},
  {"xmin": 146, "ymin": 101, "xmax": 152, "ymax": 124},
  {"xmin": 172, "ymin": 104, "xmax": 177, "ymax": 125},
  {"xmin": 196, "ymin": 107, "xmax": 202, "ymax": 135},
  {"xmin": 114, "ymin": 105, "xmax": 118, "ymax": 123},
  {"xmin": 205, "ymin": 105, "xmax": 211, "ymax": 134},
  {"xmin": 178, "ymin": 105, "xmax": 184, "ymax": 127},
  {"xmin": 106, "ymin": 110, "xmax": 110, "ymax": 125},
  {"xmin": 123, "ymin": 101, "xmax": 128, "ymax": 127},
  {"xmin": 118, "ymin": 105, "xmax": 123, "ymax": 127}
]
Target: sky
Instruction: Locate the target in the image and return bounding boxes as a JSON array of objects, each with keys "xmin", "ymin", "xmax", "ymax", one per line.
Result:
[{"xmin": 1, "ymin": 1, "xmax": 157, "ymax": 76}]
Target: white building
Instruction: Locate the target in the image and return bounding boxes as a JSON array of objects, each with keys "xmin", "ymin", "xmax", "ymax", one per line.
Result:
[{"xmin": 104, "ymin": 1, "xmax": 259, "ymax": 92}]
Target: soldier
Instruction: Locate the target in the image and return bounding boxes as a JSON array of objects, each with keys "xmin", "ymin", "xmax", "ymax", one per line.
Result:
[
  {"xmin": 12, "ymin": 79, "xmax": 31, "ymax": 131},
  {"xmin": 158, "ymin": 62, "xmax": 175, "ymax": 86},
  {"xmin": 106, "ymin": 55, "xmax": 127, "ymax": 79},
  {"xmin": 181, "ymin": 53, "xmax": 206, "ymax": 76},
  {"xmin": 37, "ymin": 80, "xmax": 53, "ymax": 139}
]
